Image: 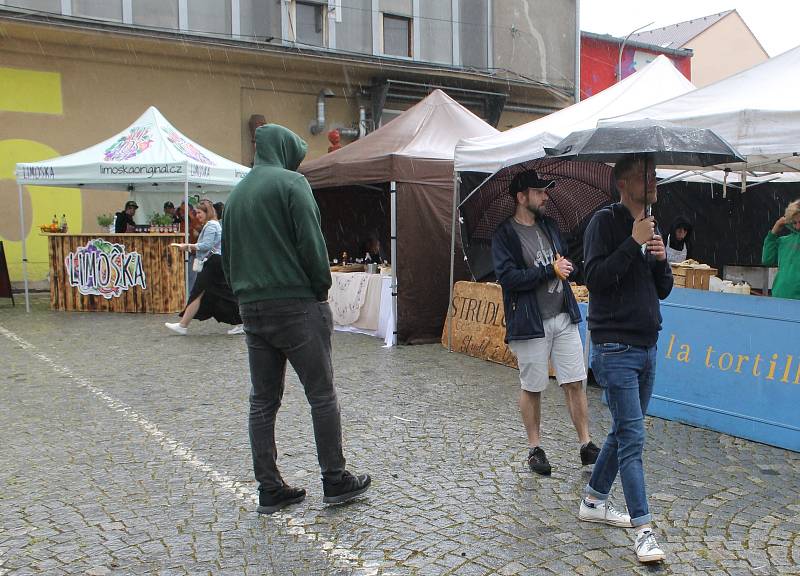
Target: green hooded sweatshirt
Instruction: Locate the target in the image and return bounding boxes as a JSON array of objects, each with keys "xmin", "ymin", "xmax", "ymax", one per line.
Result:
[
  {"xmin": 222, "ymin": 124, "xmax": 331, "ymax": 303},
  {"xmin": 762, "ymin": 225, "xmax": 800, "ymax": 300}
]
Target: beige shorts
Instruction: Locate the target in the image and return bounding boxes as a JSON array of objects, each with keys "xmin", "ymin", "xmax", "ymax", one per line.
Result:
[{"xmin": 509, "ymin": 312, "xmax": 587, "ymax": 393}]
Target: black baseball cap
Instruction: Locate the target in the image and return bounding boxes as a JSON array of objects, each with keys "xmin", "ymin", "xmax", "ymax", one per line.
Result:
[
  {"xmin": 509, "ymin": 170, "xmax": 556, "ymax": 194},
  {"xmin": 125, "ymin": 200, "xmax": 138, "ymax": 209},
  {"xmin": 163, "ymin": 201, "xmax": 175, "ymax": 209}
]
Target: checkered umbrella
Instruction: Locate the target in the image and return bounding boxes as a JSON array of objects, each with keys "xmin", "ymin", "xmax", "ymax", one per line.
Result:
[{"xmin": 460, "ymin": 157, "xmax": 615, "ymax": 244}]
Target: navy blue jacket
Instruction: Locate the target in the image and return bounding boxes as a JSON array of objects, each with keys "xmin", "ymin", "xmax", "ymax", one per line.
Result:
[
  {"xmin": 583, "ymin": 203, "xmax": 673, "ymax": 347},
  {"xmin": 492, "ymin": 217, "xmax": 581, "ymax": 343}
]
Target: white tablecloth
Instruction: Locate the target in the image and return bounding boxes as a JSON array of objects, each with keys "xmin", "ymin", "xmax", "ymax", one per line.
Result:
[{"xmin": 329, "ymin": 272, "xmax": 395, "ymax": 347}]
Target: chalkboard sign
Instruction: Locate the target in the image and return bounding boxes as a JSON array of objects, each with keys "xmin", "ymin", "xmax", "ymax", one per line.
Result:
[{"xmin": 0, "ymin": 241, "xmax": 14, "ymax": 305}]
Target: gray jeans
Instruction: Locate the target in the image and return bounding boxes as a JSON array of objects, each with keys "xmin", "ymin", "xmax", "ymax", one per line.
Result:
[{"xmin": 239, "ymin": 299, "xmax": 345, "ymax": 491}]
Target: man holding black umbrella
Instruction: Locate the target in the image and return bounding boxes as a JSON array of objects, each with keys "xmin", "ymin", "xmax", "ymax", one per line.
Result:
[
  {"xmin": 492, "ymin": 170, "xmax": 600, "ymax": 478},
  {"xmin": 579, "ymin": 155, "xmax": 672, "ymax": 563}
]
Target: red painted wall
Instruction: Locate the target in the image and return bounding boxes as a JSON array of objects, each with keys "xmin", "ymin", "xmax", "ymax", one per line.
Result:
[{"xmin": 580, "ymin": 35, "xmax": 692, "ymax": 99}]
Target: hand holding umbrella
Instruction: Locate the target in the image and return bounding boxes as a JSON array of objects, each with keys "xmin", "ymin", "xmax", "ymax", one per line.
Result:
[{"xmin": 553, "ymin": 253, "xmax": 573, "ymax": 280}]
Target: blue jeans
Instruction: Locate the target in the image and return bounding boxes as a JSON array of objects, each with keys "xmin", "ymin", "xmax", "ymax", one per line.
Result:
[{"xmin": 585, "ymin": 343, "xmax": 656, "ymax": 526}]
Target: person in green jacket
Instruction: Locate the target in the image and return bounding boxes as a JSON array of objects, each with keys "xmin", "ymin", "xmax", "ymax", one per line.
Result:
[
  {"xmin": 762, "ymin": 199, "xmax": 800, "ymax": 300},
  {"xmin": 222, "ymin": 124, "xmax": 371, "ymax": 514}
]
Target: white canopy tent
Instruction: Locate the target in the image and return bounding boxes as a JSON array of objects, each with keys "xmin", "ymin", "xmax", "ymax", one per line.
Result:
[
  {"xmin": 454, "ymin": 55, "xmax": 696, "ymax": 174},
  {"xmin": 602, "ymin": 44, "xmax": 800, "ymax": 175},
  {"xmin": 15, "ymin": 106, "xmax": 250, "ymax": 311}
]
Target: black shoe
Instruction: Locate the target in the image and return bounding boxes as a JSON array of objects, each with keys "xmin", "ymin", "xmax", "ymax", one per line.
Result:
[
  {"xmin": 527, "ymin": 447, "xmax": 551, "ymax": 476},
  {"xmin": 322, "ymin": 471, "xmax": 372, "ymax": 504},
  {"xmin": 257, "ymin": 484, "xmax": 306, "ymax": 514},
  {"xmin": 580, "ymin": 441, "xmax": 600, "ymax": 466}
]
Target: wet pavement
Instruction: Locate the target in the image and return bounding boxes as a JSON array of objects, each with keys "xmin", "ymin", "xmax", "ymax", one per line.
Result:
[{"xmin": 1, "ymin": 295, "xmax": 799, "ymax": 575}]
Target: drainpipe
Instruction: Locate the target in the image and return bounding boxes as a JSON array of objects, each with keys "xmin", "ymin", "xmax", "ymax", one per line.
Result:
[
  {"xmin": 310, "ymin": 88, "xmax": 335, "ymax": 134},
  {"xmin": 337, "ymin": 106, "xmax": 367, "ymax": 139}
]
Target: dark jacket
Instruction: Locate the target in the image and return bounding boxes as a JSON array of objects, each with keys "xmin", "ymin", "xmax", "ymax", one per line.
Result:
[
  {"xmin": 222, "ymin": 124, "xmax": 331, "ymax": 303},
  {"xmin": 492, "ymin": 216, "xmax": 582, "ymax": 343},
  {"xmin": 583, "ymin": 203, "xmax": 673, "ymax": 347},
  {"xmin": 114, "ymin": 211, "xmax": 135, "ymax": 233},
  {"xmin": 667, "ymin": 215, "xmax": 693, "ymax": 254}
]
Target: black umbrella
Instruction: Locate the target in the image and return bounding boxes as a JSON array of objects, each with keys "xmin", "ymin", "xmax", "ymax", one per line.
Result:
[
  {"xmin": 543, "ymin": 119, "xmax": 745, "ymax": 167},
  {"xmin": 458, "ymin": 157, "xmax": 614, "ymax": 280},
  {"xmin": 544, "ymin": 119, "xmax": 745, "ymax": 217}
]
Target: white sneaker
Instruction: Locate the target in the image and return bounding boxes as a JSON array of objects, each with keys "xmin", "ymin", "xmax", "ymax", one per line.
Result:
[
  {"xmin": 165, "ymin": 322, "xmax": 187, "ymax": 335},
  {"xmin": 227, "ymin": 324, "xmax": 244, "ymax": 335},
  {"xmin": 578, "ymin": 498, "xmax": 632, "ymax": 527},
  {"xmin": 635, "ymin": 529, "xmax": 665, "ymax": 563}
]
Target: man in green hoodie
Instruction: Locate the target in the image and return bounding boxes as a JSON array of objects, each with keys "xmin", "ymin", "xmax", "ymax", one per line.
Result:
[
  {"xmin": 223, "ymin": 124, "xmax": 371, "ymax": 514},
  {"xmin": 762, "ymin": 199, "xmax": 800, "ymax": 300}
]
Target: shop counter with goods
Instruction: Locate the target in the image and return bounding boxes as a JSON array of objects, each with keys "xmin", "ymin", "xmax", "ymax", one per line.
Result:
[{"xmin": 42, "ymin": 232, "xmax": 185, "ymax": 313}]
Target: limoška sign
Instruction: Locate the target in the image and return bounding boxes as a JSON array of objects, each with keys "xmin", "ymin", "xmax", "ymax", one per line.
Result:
[{"xmin": 65, "ymin": 238, "xmax": 146, "ymax": 299}]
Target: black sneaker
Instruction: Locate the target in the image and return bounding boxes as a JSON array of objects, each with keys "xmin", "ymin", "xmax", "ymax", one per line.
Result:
[
  {"xmin": 580, "ymin": 441, "xmax": 600, "ymax": 466},
  {"xmin": 527, "ymin": 447, "xmax": 551, "ymax": 476},
  {"xmin": 322, "ymin": 471, "xmax": 372, "ymax": 504},
  {"xmin": 257, "ymin": 484, "xmax": 306, "ymax": 514}
]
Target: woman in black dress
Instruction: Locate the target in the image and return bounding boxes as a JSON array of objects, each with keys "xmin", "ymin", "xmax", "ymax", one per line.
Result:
[{"xmin": 165, "ymin": 199, "xmax": 243, "ymax": 335}]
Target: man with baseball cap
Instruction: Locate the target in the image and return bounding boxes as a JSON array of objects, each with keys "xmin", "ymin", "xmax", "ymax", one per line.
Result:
[
  {"xmin": 492, "ymin": 170, "xmax": 599, "ymax": 476},
  {"xmin": 115, "ymin": 200, "xmax": 138, "ymax": 233}
]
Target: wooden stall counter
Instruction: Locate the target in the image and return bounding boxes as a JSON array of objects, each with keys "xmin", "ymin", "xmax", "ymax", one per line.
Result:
[{"xmin": 43, "ymin": 233, "xmax": 185, "ymax": 313}]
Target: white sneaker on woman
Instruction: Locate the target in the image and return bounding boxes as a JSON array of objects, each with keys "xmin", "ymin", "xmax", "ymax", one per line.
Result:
[
  {"xmin": 227, "ymin": 324, "xmax": 244, "ymax": 335},
  {"xmin": 165, "ymin": 322, "xmax": 187, "ymax": 335},
  {"xmin": 635, "ymin": 529, "xmax": 666, "ymax": 563}
]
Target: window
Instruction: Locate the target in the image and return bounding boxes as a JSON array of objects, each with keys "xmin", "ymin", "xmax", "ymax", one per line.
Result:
[
  {"xmin": 132, "ymin": 0, "xmax": 179, "ymax": 29},
  {"xmin": 5, "ymin": 0, "xmax": 61, "ymax": 14},
  {"xmin": 187, "ymin": 0, "xmax": 232, "ymax": 35},
  {"xmin": 383, "ymin": 14, "xmax": 411, "ymax": 57},
  {"xmin": 72, "ymin": 0, "xmax": 123, "ymax": 21},
  {"xmin": 459, "ymin": 0, "xmax": 488, "ymax": 69},
  {"xmin": 296, "ymin": 1, "xmax": 324, "ymax": 47}
]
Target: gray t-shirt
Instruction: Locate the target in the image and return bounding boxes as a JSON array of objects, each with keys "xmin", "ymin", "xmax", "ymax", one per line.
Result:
[{"xmin": 511, "ymin": 219, "xmax": 565, "ymax": 320}]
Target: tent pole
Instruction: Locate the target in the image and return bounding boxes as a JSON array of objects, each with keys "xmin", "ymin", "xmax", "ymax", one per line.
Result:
[
  {"xmin": 583, "ymin": 294, "xmax": 590, "ymax": 393},
  {"xmin": 447, "ymin": 173, "xmax": 459, "ymax": 352},
  {"xmin": 390, "ymin": 180, "xmax": 397, "ymax": 346},
  {"xmin": 17, "ymin": 183, "xmax": 30, "ymax": 313},
  {"xmin": 184, "ymin": 164, "xmax": 190, "ymax": 301}
]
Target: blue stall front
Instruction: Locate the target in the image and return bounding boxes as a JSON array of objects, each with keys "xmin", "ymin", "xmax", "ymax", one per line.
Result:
[
  {"xmin": 650, "ymin": 289, "xmax": 800, "ymax": 452},
  {"xmin": 581, "ymin": 290, "xmax": 800, "ymax": 452}
]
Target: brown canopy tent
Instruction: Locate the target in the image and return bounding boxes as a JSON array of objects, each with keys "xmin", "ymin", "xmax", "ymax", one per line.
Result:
[{"xmin": 300, "ymin": 90, "xmax": 498, "ymax": 344}]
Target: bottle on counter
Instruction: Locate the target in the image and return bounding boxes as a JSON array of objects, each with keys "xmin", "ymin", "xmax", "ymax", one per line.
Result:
[
  {"xmin": 341, "ymin": 251, "xmax": 349, "ymax": 265},
  {"xmin": 60, "ymin": 214, "xmax": 68, "ymax": 233}
]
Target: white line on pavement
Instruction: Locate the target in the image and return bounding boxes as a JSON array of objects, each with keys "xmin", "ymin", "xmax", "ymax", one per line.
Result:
[{"xmin": 0, "ymin": 325, "xmax": 384, "ymax": 576}]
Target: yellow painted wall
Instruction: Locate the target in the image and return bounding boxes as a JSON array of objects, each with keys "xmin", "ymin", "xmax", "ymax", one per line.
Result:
[
  {"xmin": 0, "ymin": 23, "xmax": 364, "ymax": 283},
  {"xmin": 685, "ymin": 13, "xmax": 769, "ymax": 88}
]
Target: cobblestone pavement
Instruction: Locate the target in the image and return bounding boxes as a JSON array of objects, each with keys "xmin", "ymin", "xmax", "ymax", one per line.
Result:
[{"xmin": 1, "ymin": 296, "xmax": 799, "ymax": 576}]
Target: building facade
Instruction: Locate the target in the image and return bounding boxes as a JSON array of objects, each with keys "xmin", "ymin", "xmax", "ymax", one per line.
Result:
[
  {"xmin": 0, "ymin": 0, "xmax": 578, "ymax": 284},
  {"xmin": 580, "ymin": 31, "xmax": 692, "ymax": 99},
  {"xmin": 631, "ymin": 10, "xmax": 768, "ymax": 88}
]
